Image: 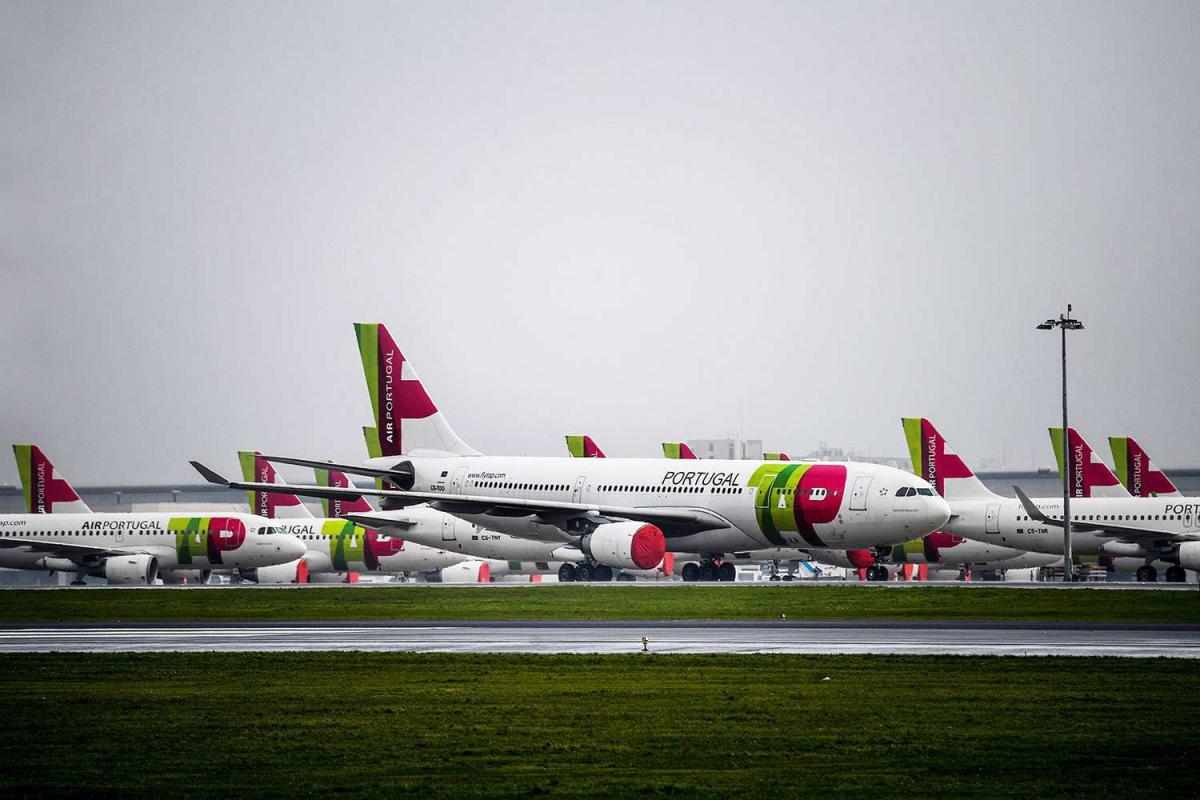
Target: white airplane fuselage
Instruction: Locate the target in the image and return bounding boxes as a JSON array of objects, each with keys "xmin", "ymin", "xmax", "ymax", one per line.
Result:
[
  {"xmin": 948, "ymin": 496, "xmax": 1200, "ymax": 557},
  {"xmin": 368, "ymin": 455, "xmax": 951, "ymax": 553},
  {"xmin": 0, "ymin": 513, "xmax": 305, "ymax": 572}
]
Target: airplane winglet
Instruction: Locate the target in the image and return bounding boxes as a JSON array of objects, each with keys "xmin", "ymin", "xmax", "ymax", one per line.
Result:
[
  {"xmin": 1013, "ymin": 485, "xmax": 1054, "ymax": 525},
  {"xmin": 190, "ymin": 461, "xmax": 231, "ymax": 486}
]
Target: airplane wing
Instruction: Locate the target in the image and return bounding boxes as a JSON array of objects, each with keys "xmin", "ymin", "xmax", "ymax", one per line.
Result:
[
  {"xmin": 0, "ymin": 536, "xmax": 137, "ymax": 560},
  {"xmin": 343, "ymin": 513, "xmax": 416, "ymax": 531},
  {"xmin": 1012, "ymin": 486, "xmax": 1200, "ymax": 544},
  {"xmin": 192, "ymin": 462, "xmax": 731, "ymax": 537}
]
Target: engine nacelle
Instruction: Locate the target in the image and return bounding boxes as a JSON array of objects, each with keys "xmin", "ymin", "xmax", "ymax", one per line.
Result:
[
  {"xmin": 159, "ymin": 569, "xmax": 212, "ymax": 585},
  {"xmin": 581, "ymin": 522, "xmax": 666, "ymax": 571},
  {"xmin": 102, "ymin": 554, "xmax": 158, "ymax": 586},
  {"xmin": 251, "ymin": 558, "xmax": 309, "ymax": 584},
  {"xmin": 439, "ymin": 560, "xmax": 491, "ymax": 583},
  {"xmin": 1098, "ymin": 541, "xmax": 1148, "ymax": 558},
  {"xmin": 1177, "ymin": 542, "xmax": 1200, "ymax": 571}
]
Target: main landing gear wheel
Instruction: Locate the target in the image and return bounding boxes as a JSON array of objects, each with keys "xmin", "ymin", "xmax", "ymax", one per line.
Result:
[
  {"xmin": 577, "ymin": 563, "xmax": 595, "ymax": 582},
  {"xmin": 717, "ymin": 562, "xmax": 736, "ymax": 582},
  {"xmin": 558, "ymin": 563, "xmax": 578, "ymax": 583},
  {"xmin": 1165, "ymin": 566, "xmax": 1186, "ymax": 583},
  {"xmin": 681, "ymin": 563, "xmax": 700, "ymax": 582},
  {"xmin": 595, "ymin": 565, "xmax": 614, "ymax": 582},
  {"xmin": 865, "ymin": 565, "xmax": 889, "ymax": 582},
  {"xmin": 698, "ymin": 563, "xmax": 716, "ymax": 582},
  {"xmin": 1135, "ymin": 565, "xmax": 1158, "ymax": 583}
]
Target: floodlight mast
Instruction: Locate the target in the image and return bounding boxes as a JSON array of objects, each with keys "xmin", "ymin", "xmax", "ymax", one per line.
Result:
[{"xmin": 1037, "ymin": 304, "xmax": 1084, "ymax": 581}]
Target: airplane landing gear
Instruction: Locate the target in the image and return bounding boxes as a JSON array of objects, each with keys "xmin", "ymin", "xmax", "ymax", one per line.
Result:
[
  {"xmin": 768, "ymin": 560, "xmax": 782, "ymax": 581},
  {"xmin": 558, "ymin": 563, "xmax": 577, "ymax": 582},
  {"xmin": 682, "ymin": 557, "xmax": 735, "ymax": 582},
  {"xmin": 1164, "ymin": 565, "xmax": 1186, "ymax": 583},
  {"xmin": 570, "ymin": 561, "xmax": 613, "ymax": 582},
  {"xmin": 1135, "ymin": 565, "xmax": 1158, "ymax": 583},
  {"xmin": 865, "ymin": 564, "xmax": 889, "ymax": 582}
]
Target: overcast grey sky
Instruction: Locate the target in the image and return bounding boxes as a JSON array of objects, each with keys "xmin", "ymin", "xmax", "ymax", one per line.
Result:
[{"xmin": 3, "ymin": 1, "xmax": 1198, "ymax": 484}]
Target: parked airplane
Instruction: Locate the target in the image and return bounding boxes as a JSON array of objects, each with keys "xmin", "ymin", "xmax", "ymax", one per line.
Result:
[
  {"xmin": 236, "ymin": 451, "xmax": 466, "ymax": 583},
  {"xmin": 193, "ymin": 323, "xmax": 949, "ymax": 581},
  {"xmin": 5, "ymin": 445, "xmax": 304, "ymax": 585},
  {"xmin": 902, "ymin": 418, "xmax": 1200, "ymax": 582},
  {"xmin": 1107, "ymin": 436, "xmax": 1182, "ymax": 497}
]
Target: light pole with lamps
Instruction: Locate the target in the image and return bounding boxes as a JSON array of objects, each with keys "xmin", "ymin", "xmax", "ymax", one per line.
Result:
[{"xmin": 1037, "ymin": 305, "xmax": 1084, "ymax": 582}]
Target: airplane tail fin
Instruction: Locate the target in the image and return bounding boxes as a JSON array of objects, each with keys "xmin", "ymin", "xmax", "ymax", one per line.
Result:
[
  {"xmin": 354, "ymin": 322, "xmax": 479, "ymax": 458},
  {"xmin": 237, "ymin": 451, "xmax": 315, "ymax": 519},
  {"xmin": 565, "ymin": 435, "xmax": 606, "ymax": 458},
  {"xmin": 662, "ymin": 442, "xmax": 699, "ymax": 460},
  {"xmin": 1107, "ymin": 435, "xmax": 1180, "ymax": 497},
  {"xmin": 315, "ymin": 462, "xmax": 376, "ymax": 517},
  {"xmin": 900, "ymin": 418, "xmax": 999, "ymax": 500},
  {"xmin": 11, "ymin": 444, "xmax": 92, "ymax": 513},
  {"xmin": 1049, "ymin": 428, "xmax": 1130, "ymax": 498},
  {"xmin": 764, "ymin": 452, "xmax": 790, "ymax": 461}
]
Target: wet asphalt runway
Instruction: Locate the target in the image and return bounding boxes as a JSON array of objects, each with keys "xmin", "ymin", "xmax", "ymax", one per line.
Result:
[{"xmin": 2, "ymin": 620, "xmax": 1197, "ymax": 657}]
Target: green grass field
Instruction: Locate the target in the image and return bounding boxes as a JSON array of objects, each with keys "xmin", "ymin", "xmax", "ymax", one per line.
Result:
[
  {"xmin": 0, "ymin": 584, "xmax": 1196, "ymax": 623},
  {"xmin": 0, "ymin": 652, "xmax": 1194, "ymax": 798}
]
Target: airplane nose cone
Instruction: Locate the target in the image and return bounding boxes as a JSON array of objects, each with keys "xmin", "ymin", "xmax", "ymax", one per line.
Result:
[
  {"xmin": 280, "ymin": 534, "xmax": 307, "ymax": 561},
  {"xmin": 927, "ymin": 496, "xmax": 952, "ymax": 533}
]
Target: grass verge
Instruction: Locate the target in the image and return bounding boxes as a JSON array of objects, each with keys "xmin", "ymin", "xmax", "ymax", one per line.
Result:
[
  {"xmin": 0, "ymin": 652, "xmax": 1194, "ymax": 798},
  {"xmin": 0, "ymin": 584, "xmax": 1196, "ymax": 623}
]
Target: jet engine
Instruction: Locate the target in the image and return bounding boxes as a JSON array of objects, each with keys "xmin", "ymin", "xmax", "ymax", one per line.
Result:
[
  {"xmin": 581, "ymin": 522, "xmax": 666, "ymax": 571},
  {"xmin": 102, "ymin": 554, "xmax": 158, "ymax": 586},
  {"xmin": 1177, "ymin": 542, "xmax": 1200, "ymax": 572},
  {"xmin": 159, "ymin": 569, "xmax": 212, "ymax": 585},
  {"xmin": 250, "ymin": 558, "xmax": 309, "ymax": 584}
]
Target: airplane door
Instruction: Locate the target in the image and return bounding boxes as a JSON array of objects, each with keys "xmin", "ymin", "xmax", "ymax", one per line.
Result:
[
  {"xmin": 985, "ymin": 504, "xmax": 1001, "ymax": 534},
  {"xmin": 450, "ymin": 466, "xmax": 468, "ymax": 494},
  {"xmin": 755, "ymin": 475, "xmax": 775, "ymax": 511},
  {"xmin": 572, "ymin": 476, "xmax": 587, "ymax": 504},
  {"xmin": 441, "ymin": 515, "xmax": 456, "ymax": 542},
  {"xmin": 849, "ymin": 476, "xmax": 871, "ymax": 511}
]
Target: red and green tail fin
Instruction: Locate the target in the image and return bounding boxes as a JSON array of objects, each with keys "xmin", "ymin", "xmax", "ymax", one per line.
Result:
[
  {"xmin": 11, "ymin": 444, "xmax": 91, "ymax": 513},
  {"xmin": 354, "ymin": 322, "xmax": 479, "ymax": 458},
  {"xmin": 1107, "ymin": 436, "xmax": 1181, "ymax": 497},
  {"xmin": 661, "ymin": 442, "xmax": 698, "ymax": 460},
  {"xmin": 764, "ymin": 452, "xmax": 790, "ymax": 461},
  {"xmin": 237, "ymin": 451, "xmax": 315, "ymax": 520},
  {"xmin": 1048, "ymin": 428, "xmax": 1130, "ymax": 498},
  {"xmin": 315, "ymin": 462, "xmax": 376, "ymax": 517},
  {"xmin": 565, "ymin": 435, "xmax": 606, "ymax": 458},
  {"xmin": 900, "ymin": 418, "xmax": 998, "ymax": 500}
]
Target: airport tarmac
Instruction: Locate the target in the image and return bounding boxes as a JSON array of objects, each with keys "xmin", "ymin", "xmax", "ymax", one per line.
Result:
[{"xmin": 2, "ymin": 620, "xmax": 1197, "ymax": 657}]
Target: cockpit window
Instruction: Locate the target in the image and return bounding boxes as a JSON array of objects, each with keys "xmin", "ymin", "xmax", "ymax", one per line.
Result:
[
  {"xmin": 263, "ymin": 526, "xmax": 276, "ymax": 535},
  {"xmin": 896, "ymin": 487, "xmax": 912, "ymax": 497},
  {"xmin": 916, "ymin": 488, "xmax": 934, "ymax": 496}
]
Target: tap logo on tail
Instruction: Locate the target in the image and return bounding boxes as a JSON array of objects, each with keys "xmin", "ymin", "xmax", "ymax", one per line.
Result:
[
  {"xmin": 315, "ymin": 463, "xmax": 377, "ymax": 517},
  {"xmin": 1108, "ymin": 436, "xmax": 1180, "ymax": 497},
  {"xmin": 1049, "ymin": 428, "xmax": 1129, "ymax": 498},
  {"xmin": 12, "ymin": 445, "xmax": 91, "ymax": 514},
  {"xmin": 238, "ymin": 451, "xmax": 311, "ymax": 519},
  {"xmin": 356, "ymin": 322, "xmax": 476, "ymax": 457},
  {"xmin": 565, "ymin": 435, "xmax": 606, "ymax": 458}
]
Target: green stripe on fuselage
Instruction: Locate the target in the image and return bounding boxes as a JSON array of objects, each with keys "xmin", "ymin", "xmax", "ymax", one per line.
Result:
[
  {"xmin": 325, "ymin": 519, "xmax": 365, "ymax": 571},
  {"xmin": 170, "ymin": 517, "xmax": 208, "ymax": 565},
  {"xmin": 750, "ymin": 463, "xmax": 812, "ymax": 546}
]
